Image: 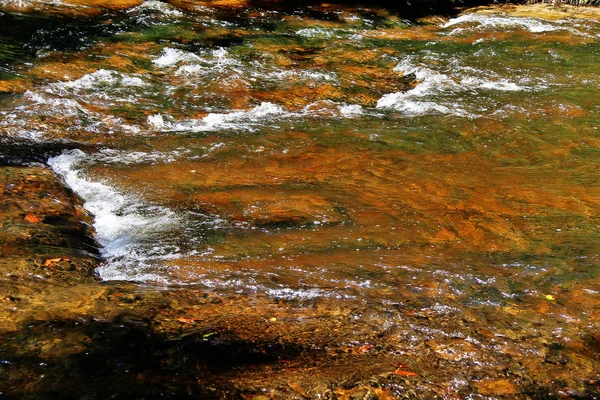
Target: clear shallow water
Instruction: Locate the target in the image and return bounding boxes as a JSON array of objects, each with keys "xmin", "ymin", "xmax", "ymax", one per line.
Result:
[
  {"xmin": 1, "ymin": 4, "xmax": 600, "ymax": 396},
  {"xmin": 1, "ymin": 4, "xmax": 599, "ymax": 310}
]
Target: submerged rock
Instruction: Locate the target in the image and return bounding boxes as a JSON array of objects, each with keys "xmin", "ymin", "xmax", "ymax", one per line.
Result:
[
  {"xmin": 0, "ymin": 157, "xmax": 598, "ymax": 398},
  {"xmin": 195, "ymin": 188, "xmax": 346, "ymax": 227}
]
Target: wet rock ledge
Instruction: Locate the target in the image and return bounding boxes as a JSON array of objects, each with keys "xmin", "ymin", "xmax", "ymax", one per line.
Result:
[
  {"xmin": 0, "ymin": 164, "xmax": 100, "ymax": 327},
  {"xmin": 0, "ymin": 164, "xmax": 99, "ymax": 282}
]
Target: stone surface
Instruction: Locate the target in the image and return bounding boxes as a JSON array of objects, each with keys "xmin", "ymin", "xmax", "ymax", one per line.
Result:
[{"xmin": 0, "ymin": 165, "xmax": 99, "ymax": 290}]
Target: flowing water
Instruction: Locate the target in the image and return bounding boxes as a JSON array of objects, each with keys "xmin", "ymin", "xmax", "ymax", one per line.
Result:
[{"xmin": 1, "ymin": 1, "xmax": 600, "ymax": 396}]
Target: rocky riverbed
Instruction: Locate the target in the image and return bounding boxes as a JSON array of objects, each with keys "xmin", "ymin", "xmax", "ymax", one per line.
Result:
[
  {"xmin": 1, "ymin": 1, "xmax": 599, "ymax": 398},
  {"xmin": 2, "ymin": 168, "xmax": 598, "ymax": 398}
]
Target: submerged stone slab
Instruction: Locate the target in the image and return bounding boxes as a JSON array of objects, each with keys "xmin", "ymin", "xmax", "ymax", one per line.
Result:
[{"xmin": 195, "ymin": 188, "xmax": 346, "ymax": 226}]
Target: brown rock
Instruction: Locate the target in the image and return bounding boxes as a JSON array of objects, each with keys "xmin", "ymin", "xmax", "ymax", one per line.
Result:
[
  {"xmin": 0, "ymin": 165, "xmax": 99, "ymax": 283},
  {"xmin": 476, "ymin": 379, "xmax": 519, "ymax": 396}
]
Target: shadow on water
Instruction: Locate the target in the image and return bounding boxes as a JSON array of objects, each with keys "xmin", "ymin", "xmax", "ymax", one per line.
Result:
[
  {"xmin": 0, "ymin": 139, "xmax": 97, "ymax": 167},
  {"xmin": 0, "ymin": 12, "xmax": 120, "ymax": 70},
  {"xmin": 0, "ymin": 314, "xmax": 308, "ymax": 400},
  {"xmin": 2, "ymin": 289, "xmax": 599, "ymax": 399},
  {"xmin": 248, "ymin": 0, "xmax": 493, "ymax": 19}
]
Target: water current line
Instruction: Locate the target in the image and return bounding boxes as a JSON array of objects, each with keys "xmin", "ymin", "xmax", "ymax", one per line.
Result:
[{"xmin": 48, "ymin": 149, "xmax": 179, "ymax": 282}]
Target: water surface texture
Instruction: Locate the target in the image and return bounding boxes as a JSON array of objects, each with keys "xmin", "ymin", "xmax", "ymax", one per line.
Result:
[{"xmin": 1, "ymin": 2, "xmax": 599, "ymax": 397}]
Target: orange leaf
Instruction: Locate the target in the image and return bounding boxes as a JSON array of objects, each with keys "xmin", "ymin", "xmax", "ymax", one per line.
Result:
[
  {"xmin": 394, "ymin": 369, "xmax": 419, "ymax": 377},
  {"xmin": 24, "ymin": 214, "xmax": 41, "ymax": 223},
  {"xmin": 44, "ymin": 257, "xmax": 70, "ymax": 267},
  {"xmin": 358, "ymin": 344, "xmax": 374, "ymax": 353}
]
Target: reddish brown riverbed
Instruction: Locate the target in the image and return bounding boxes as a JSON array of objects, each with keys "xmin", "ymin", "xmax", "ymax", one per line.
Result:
[{"xmin": 0, "ymin": 2, "xmax": 599, "ymax": 398}]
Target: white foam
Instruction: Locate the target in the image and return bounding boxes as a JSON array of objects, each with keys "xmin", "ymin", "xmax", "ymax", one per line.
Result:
[
  {"xmin": 198, "ymin": 102, "xmax": 285, "ymax": 129},
  {"xmin": 147, "ymin": 114, "xmax": 165, "ymax": 129},
  {"xmin": 174, "ymin": 64, "xmax": 207, "ymax": 75},
  {"xmin": 153, "ymin": 102, "xmax": 286, "ymax": 132},
  {"xmin": 21, "ymin": 90, "xmax": 87, "ymax": 116},
  {"xmin": 153, "ymin": 47, "xmax": 202, "ymax": 68},
  {"xmin": 339, "ymin": 104, "xmax": 363, "ymax": 117},
  {"xmin": 5, "ymin": 71, "xmax": 150, "ymax": 135},
  {"xmin": 94, "ymin": 148, "xmax": 185, "ymax": 165},
  {"xmin": 0, "ymin": 70, "xmax": 159, "ymax": 137},
  {"xmin": 177, "ymin": 47, "xmax": 243, "ymax": 76},
  {"xmin": 443, "ymin": 13, "xmax": 573, "ymax": 34},
  {"xmin": 266, "ymin": 287, "xmax": 327, "ymax": 300},
  {"xmin": 0, "ymin": 92, "xmax": 144, "ymax": 139},
  {"xmin": 377, "ymin": 94, "xmax": 451, "ymax": 116},
  {"xmin": 147, "ymin": 100, "xmax": 367, "ymax": 132},
  {"xmin": 376, "ymin": 55, "xmax": 529, "ymax": 116},
  {"xmin": 48, "ymin": 149, "xmax": 179, "ymax": 281},
  {"xmin": 296, "ymin": 27, "xmax": 338, "ymax": 38},
  {"xmin": 377, "ymin": 56, "xmax": 464, "ymax": 116},
  {"xmin": 153, "ymin": 47, "xmax": 243, "ymax": 77},
  {"xmin": 0, "ymin": 0, "xmax": 63, "ymax": 8},
  {"xmin": 270, "ymin": 69, "xmax": 337, "ymax": 82},
  {"xmin": 61, "ymin": 69, "xmax": 147, "ymax": 90},
  {"xmin": 128, "ymin": 0, "xmax": 183, "ymax": 16},
  {"xmin": 461, "ymin": 76, "xmax": 525, "ymax": 91}
]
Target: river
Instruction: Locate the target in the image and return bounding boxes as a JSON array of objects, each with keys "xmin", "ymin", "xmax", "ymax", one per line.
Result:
[{"xmin": 1, "ymin": 1, "xmax": 599, "ymax": 398}]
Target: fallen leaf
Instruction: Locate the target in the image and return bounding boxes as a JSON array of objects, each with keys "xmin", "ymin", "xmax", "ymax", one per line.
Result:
[
  {"xmin": 545, "ymin": 294, "xmax": 556, "ymax": 301},
  {"xmin": 24, "ymin": 214, "xmax": 42, "ymax": 223},
  {"xmin": 44, "ymin": 257, "xmax": 71, "ymax": 267},
  {"xmin": 358, "ymin": 344, "xmax": 374, "ymax": 353},
  {"xmin": 394, "ymin": 369, "xmax": 419, "ymax": 377}
]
